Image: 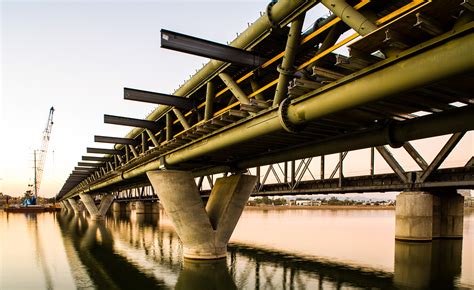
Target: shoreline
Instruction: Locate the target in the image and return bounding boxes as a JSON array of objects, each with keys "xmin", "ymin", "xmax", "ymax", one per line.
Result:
[{"xmin": 244, "ymin": 205, "xmax": 396, "ymax": 210}]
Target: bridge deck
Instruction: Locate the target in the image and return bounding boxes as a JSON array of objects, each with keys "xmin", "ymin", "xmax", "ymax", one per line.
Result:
[{"xmin": 58, "ymin": 0, "xmax": 474, "ymax": 200}]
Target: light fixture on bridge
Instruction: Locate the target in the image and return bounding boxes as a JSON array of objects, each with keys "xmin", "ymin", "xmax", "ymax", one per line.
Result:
[
  {"xmin": 160, "ymin": 29, "xmax": 268, "ymax": 66},
  {"xmin": 124, "ymin": 87, "xmax": 195, "ymax": 110}
]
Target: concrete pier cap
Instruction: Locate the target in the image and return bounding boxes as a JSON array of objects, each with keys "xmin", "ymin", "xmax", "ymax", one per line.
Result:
[{"xmin": 147, "ymin": 170, "xmax": 257, "ymax": 260}]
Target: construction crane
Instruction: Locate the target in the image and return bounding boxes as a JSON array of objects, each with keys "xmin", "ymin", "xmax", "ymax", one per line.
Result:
[
  {"xmin": 24, "ymin": 107, "xmax": 55, "ymax": 206},
  {"xmin": 35, "ymin": 106, "xmax": 55, "ymax": 197}
]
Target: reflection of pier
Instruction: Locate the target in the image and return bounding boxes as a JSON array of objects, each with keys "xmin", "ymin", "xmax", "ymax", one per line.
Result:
[
  {"xmin": 56, "ymin": 212, "xmax": 168, "ymax": 289},
  {"xmin": 59, "ymin": 212, "xmax": 462, "ymax": 289}
]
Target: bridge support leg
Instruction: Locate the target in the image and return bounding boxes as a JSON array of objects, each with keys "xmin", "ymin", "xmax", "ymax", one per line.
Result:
[
  {"xmin": 68, "ymin": 199, "xmax": 82, "ymax": 214},
  {"xmin": 147, "ymin": 170, "xmax": 257, "ymax": 260},
  {"xmin": 396, "ymin": 191, "xmax": 464, "ymax": 241},
  {"xmin": 62, "ymin": 200, "xmax": 73, "ymax": 211},
  {"xmin": 80, "ymin": 194, "xmax": 114, "ymax": 220}
]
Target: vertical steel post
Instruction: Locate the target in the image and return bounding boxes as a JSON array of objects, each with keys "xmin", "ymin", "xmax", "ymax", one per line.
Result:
[
  {"xmin": 204, "ymin": 82, "xmax": 214, "ymax": 121},
  {"xmin": 291, "ymin": 160, "xmax": 296, "ymax": 186},
  {"xmin": 141, "ymin": 132, "xmax": 147, "ymax": 154},
  {"xmin": 166, "ymin": 113, "xmax": 172, "ymax": 141},
  {"xmin": 284, "ymin": 161, "xmax": 288, "ymax": 183},
  {"xmin": 273, "ymin": 15, "xmax": 305, "ymax": 106},
  {"xmin": 125, "ymin": 146, "xmax": 129, "ymax": 163},
  {"xmin": 370, "ymin": 147, "xmax": 375, "ymax": 176},
  {"xmin": 256, "ymin": 166, "xmax": 261, "ymax": 189},
  {"xmin": 320, "ymin": 155, "xmax": 325, "ymax": 179},
  {"xmin": 339, "ymin": 152, "xmax": 343, "ymax": 187}
]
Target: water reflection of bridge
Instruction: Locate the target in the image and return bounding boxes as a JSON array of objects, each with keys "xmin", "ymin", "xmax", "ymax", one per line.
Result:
[{"xmin": 57, "ymin": 211, "xmax": 463, "ymax": 289}]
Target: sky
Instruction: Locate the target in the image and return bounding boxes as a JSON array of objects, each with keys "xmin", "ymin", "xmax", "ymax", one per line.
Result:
[{"xmin": 1, "ymin": 1, "xmax": 472, "ymax": 198}]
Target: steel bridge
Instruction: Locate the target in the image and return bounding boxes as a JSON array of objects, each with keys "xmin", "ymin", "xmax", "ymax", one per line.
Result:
[
  {"xmin": 56, "ymin": 0, "xmax": 473, "ymax": 200},
  {"xmin": 57, "ymin": 0, "xmax": 473, "ymax": 258}
]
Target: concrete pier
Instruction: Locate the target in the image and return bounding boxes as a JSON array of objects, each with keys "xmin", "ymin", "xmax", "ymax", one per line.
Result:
[
  {"xmin": 62, "ymin": 200, "xmax": 73, "ymax": 211},
  {"xmin": 147, "ymin": 170, "xmax": 257, "ymax": 260},
  {"xmin": 396, "ymin": 191, "xmax": 464, "ymax": 241},
  {"xmin": 68, "ymin": 198, "xmax": 82, "ymax": 214},
  {"xmin": 79, "ymin": 194, "xmax": 114, "ymax": 220}
]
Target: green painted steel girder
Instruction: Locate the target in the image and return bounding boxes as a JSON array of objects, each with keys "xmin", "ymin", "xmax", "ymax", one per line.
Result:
[
  {"xmin": 115, "ymin": 0, "xmax": 317, "ymax": 148},
  {"xmin": 61, "ymin": 24, "xmax": 474, "ymax": 200}
]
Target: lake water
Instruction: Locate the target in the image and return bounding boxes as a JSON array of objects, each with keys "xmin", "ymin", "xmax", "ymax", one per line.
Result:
[{"xmin": 0, "ymin": 207, "xmax": 472, "ymax": 289}]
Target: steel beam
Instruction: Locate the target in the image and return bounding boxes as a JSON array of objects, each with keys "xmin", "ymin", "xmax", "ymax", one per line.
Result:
[
  {"xmin": 321, "ymin": 0, "xmax": 377, "ymax": 36},
  {"xmin": 418, "ymin": 132, "xmax": 465, "ymax": 182},
  {"xmin": 204, "ymin": 82, "xmax": 214, "ymax": 121},
  {"xmin": 145, "ymin": 129, "xmax": 160, "ymax": 147},
  {"xmin": 376, "ymin": 146, "xmax": 408, "ymax": 183},
  {"xmin": 82, "ymin": 156, "xmax": 112, "ymax": 162},
  {"xmin": 78, "ymin": 162, "xmax": 101, "ymax": 167},
  {"xmin": 104, "ymin": 114, "xmax": 159, "ymax": 131},
  {"xmin": 115, "ymin": 0, "xmax": 316, "ymax": 147},
  {"xmin": 94, "ymin": 135, "xmax": 138, "ymax": 145},
  {"xmin": 173, "ymin": 108, "xmax": 190, "ymax": 130},
  {"xmin": 87, "ymin": 147, "xmax": 122, "ymax": 155},
  {"xmin": 74, "ymin": 167, "xmax": 96, "ymax": 171},
  {"xmin": 59, "ymin": 27, "xmax": 474, "ymax": 199},
  {"xmin": 273, "ymin": 15, "xmax": 305, "ymax": 106},
  {"xmin": 124, "ymin": 87, "xmax": 194, "ymax": 110},
  {"xmin": 160, "ymin": 29, "xmax": 267, "ymax": 66},
  {"xmin": 219, "ymin": 73, "xmax": 251, "ymax": 105},
  {"xmin": 403, "ymin": 142, "xmax": 428, "ymax": 170}
]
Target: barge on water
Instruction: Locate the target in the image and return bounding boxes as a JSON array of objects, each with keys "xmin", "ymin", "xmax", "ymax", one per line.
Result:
[{"xmin": 4, "ymin": 205, "xmax": 60, "ymax": 213}]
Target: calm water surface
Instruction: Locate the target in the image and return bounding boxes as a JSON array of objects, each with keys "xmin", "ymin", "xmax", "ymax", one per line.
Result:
[{"xmin": 0, "ymin": 208, "xmax": 473, "ymax": 289}]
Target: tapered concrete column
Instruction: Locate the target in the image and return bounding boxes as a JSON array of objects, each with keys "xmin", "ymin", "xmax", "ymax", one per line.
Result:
[
  {"xmin": 80, "ymin": 194, "xmax": 114, "ymax": 220},
  {"xmin": 98, "ymin": 194, "xmax": 114, "ymax": 217},
  {"xmin": 68, "ymin": 199, "xmax": 82, "ymax": 214},
  {"xmin": 135, "ymin": 201, "xmax": 146, "ymax": 214},
  {"xmin": 62, "ymin": 200, "xmax": 73, "ymax": 211},
  {"xmin": 80, "ymin": 194, "xmax": 100, "ymax": 220},
  {"xmin": 147, "ymin": 170, "xmax": 257, "ymax": 260},
  {"xmin": 396, "ymin": 191, "xmax": 433, "ymax": 241}
]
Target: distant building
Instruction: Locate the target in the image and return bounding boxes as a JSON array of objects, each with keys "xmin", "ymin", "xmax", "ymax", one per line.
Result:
[{"xmin": 294, "ymin": 200, "xmax": 321, "ymax": 206}]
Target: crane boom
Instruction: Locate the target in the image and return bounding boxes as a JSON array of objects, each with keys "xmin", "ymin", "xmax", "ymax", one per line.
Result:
[{"xmin": 35, "ymin": 107, "xmax": 55, "ymax": 197}]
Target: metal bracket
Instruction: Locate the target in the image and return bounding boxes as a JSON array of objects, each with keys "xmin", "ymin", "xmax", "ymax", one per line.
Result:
[
  {"xmin": 266, "ymin": 1, "xmax": 279, "ymax": 28},
  {"xmin": 383, "ymin": 120, "xmax": 403, "ymax": 148},
  {"xmin": 276, "ymin": 64, "xmax": 295, "ymax": 76},
  {"xmin": 278, "ymin": 98, "xmax": 305, "ymax": 133}
]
